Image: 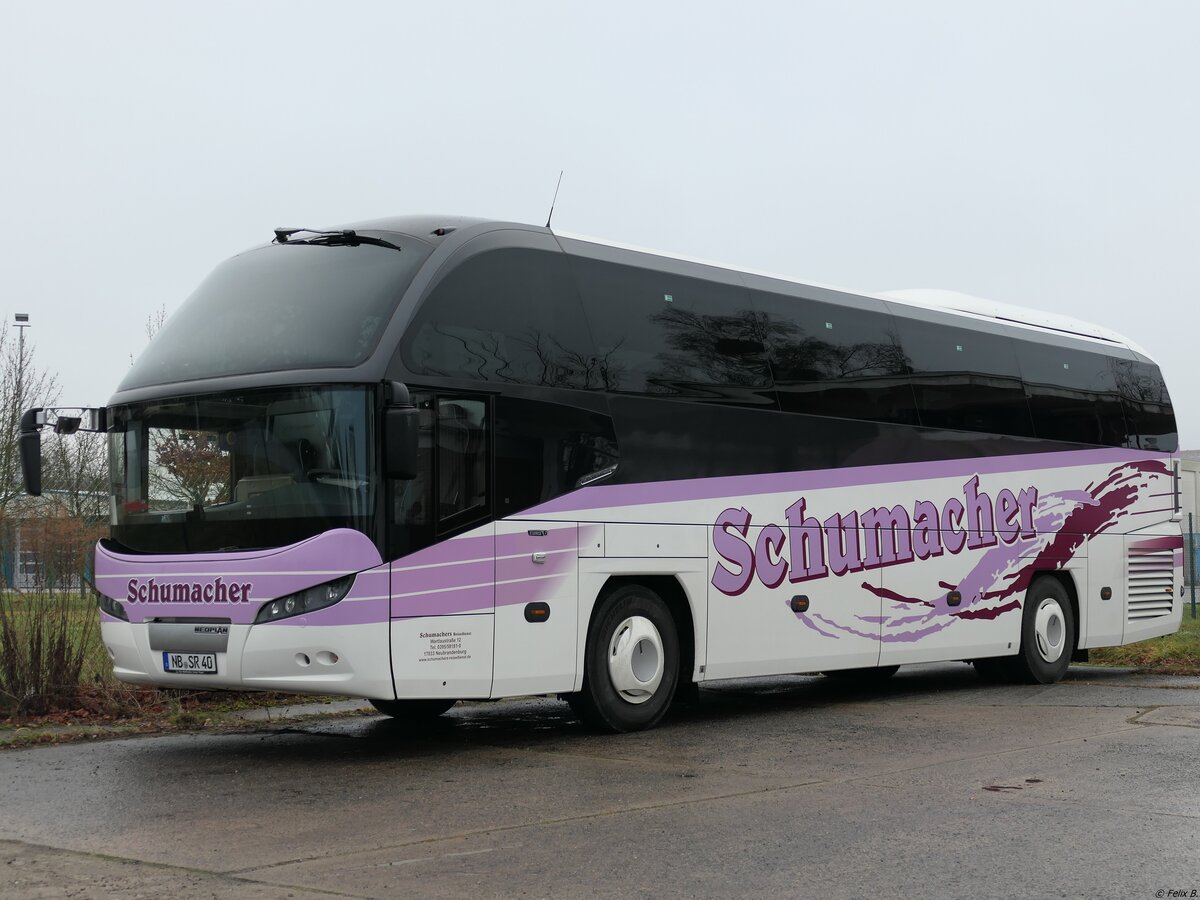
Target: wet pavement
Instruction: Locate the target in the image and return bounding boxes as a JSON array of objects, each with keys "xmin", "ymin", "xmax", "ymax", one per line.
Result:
[{"xmin": 2, "ymin": 663, "xmax": 1198, "ymax": 898}]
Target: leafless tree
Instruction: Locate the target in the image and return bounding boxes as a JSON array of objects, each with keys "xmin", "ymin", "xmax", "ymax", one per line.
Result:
[
  {"xmin": 146, "ymin": 304, "xmax": 168, "ymax": 341},
  {"xmin": 0, "ymin": 323, "xmax": 60, "ymax": 512},
  {"xmin": 42, "ymin": 431, "xmax": 108, "ymax": 522}
]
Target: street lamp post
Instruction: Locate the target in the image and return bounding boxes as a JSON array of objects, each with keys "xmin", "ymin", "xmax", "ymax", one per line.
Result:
[
  {"xmin": 14, "ymin": 313, "xmax": 30, "ymax": 404},
  {"xmin": 10, "ymin": 313, "xmax": 30, "ymax": 588}
]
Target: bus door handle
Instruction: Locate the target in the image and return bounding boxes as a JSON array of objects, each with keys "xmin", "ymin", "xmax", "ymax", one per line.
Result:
[{"xmin": 531, "ymin": 552, "xmax": 547, "ymax": 564}]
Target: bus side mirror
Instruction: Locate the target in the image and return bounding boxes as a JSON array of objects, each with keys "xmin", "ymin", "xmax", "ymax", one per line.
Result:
[
  {"xmin": 384, "ymin": 383, "xmax": 418, "ymax": 480},
  {"xmin": 18, "ymin": 406, "xmax": 106, "ymax": 496},
  {"xmin": 19, "ymin": 408, "xmax": 43, "ymax": 496}
]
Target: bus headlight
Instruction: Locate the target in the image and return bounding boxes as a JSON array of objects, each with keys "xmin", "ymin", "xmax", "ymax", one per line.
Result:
[
  {"xmin": 254, "ymin": 575, "xmax": 355, "ymax": 624},
  {"xmin": 98, "ymin": 593, "xmax": 130, "ymax": 622}
]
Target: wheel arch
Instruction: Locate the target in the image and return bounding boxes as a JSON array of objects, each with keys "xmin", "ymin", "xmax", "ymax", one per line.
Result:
[
  {"xmin": 589, "ymin": 575, "xmax": 698, "ymax": 688},
  {"xmin": 1029, "ymin": 569, "xmax": 1081, "ymax": 655}
]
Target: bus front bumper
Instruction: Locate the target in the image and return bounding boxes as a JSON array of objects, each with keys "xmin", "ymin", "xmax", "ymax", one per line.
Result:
[{"xmin": 100, "ymin": 618, "xmax": 395, "ymax": 699}]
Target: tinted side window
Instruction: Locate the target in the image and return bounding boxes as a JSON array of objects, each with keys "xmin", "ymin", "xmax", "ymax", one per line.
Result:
[
  {"xmin": 1113, "ymin": 358, "xmax": 1178, "ymax": 451},
  {"xmin": 569, "ymin": 254, "xmax": 771, "ymax": 398},
  {"xmin": 890, "ymin": 310, "xmax": 1034, "ymax": 437},
  {"xmin": 390, "ymin": 392, "xmax": 491, "ymax": 558},
  {"xmin": 495, "ymin": 397, "xmax": 618, "ymax": 516},
  {"xmin": 436, "ymin": 397, "xmax": 489, "ymax": 530},
  {"xmin": 749, "ymin": 289, "xmax": 915, "ymax": 424},
  {"xmin": 403, "ymin": 247, "xmax": 597, "ymax": 389},
  {"xmin": 1014, "ymin": 341, "xmax": 1128, "ymax": 446}
]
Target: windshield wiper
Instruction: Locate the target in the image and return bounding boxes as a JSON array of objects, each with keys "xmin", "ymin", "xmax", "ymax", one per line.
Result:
[{"xmin": 273, "ymin": 227, "xmax": 402, "ymax": 253}]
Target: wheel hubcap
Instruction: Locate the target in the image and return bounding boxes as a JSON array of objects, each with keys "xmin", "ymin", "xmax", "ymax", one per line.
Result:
[
  {"xmin": 1034, "ymin": 598, "xmax": 1066, "ymax": 663},
  {"xmin": 607, "ymin": 615, "xmax": 665, "ymax": 704}
]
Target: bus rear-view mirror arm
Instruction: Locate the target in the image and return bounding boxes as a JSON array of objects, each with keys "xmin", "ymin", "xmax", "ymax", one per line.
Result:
[
  {"xmin": 383, "ymin": 382, "xmax": 419, "ymax": 480},
  {"xmin": 19, "ymin": 406, "xmax": 108, "ymax": 496}
]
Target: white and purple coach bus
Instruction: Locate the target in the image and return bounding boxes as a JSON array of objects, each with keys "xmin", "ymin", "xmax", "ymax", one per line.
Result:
[{"xmin": 20, "ymin": 216, "xmax": 1184, "ymax": 731}]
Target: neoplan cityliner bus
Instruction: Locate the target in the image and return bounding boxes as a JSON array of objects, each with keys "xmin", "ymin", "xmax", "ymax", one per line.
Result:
[{"xmin": 21, "ymin": 215, "xmax": 1183, "ymax": 732}]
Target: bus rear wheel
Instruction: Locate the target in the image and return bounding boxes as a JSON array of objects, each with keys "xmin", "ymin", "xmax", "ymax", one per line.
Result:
[
  {"xmin": 973, "ymin": 576, "xmax": 1075, "ymax": 685},
  {"xmin": 1013, "ymin": 576, "xmax": 1075, "ymax": 684},
  {"xmin": 369, "ymin": 698, "xmax": 457, "ymax": 719},
  {"xmin": 568, "ymin": 584, "xmax": 680, "ymax": 733}
]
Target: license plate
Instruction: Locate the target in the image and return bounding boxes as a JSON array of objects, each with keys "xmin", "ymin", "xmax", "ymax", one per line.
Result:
[{"xmin": 162, "ymin": 651, "xmax": 218, "ymax": 674}]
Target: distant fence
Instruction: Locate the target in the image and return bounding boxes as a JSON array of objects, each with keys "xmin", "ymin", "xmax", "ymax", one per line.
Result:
[{"xmin": 1188, "ymin": 522, "xmax": 1198, "ymax": 619}]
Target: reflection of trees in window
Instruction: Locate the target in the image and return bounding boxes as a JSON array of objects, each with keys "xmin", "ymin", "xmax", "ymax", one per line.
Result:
[
  {"xmin": 625, "ymin": 297, "xmax": 913, "ymax": 410},
  {"xmin": 411, "ymin": 323, "xmax": 615, "ymax": 390},
  {"xmin": 524, "ymin": 330, "xmax": 622, "ymax": 391},
  {"xmin": 1110, "ymin": 357, "xmax": 1176, "ymax": 451},
  {"xmin": 758, "ymin": 298, "xmax": 914, "ymax": 424},
  {"xmin": 150, "ymin": 430, "xmax": 231, "ymax": 508},
  {"xmin": 405, "ymin": 247, "xmax": 603, "ymax": 390},
  {"xmin": 642, "ymin": 307, "xmax": 773, "ymax": 390},
  {"xmin": 768, "ymin": 324, "xmax": 909, "ymax": 382},
  {"xmin": 1111, "ymin": 358, "xmax": 1169, "ymax": 404}
]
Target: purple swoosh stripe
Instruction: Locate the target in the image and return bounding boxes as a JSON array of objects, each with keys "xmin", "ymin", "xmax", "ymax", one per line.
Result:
[
  {"xmin": 391, "ymin": 569, "xmax": 574, "ymax": 617},
  {"xmin": 268, "ymin": 597, "xmax": 391, "ymax": 627},
  {"xmin": 119, "ymin": 571, "xmax": 384, "ymax": 605},
  {"xmin": 858, "ymin": 459, "xmax": 1170, "ymax": 644},
  {"xmin": 96, "ymin": 528, "xmax": 382, "ymax": 572},
  {"xmin": 385, "ymin": 525, "xmax": 579, "ymax": 618},
  {"xmin": 129, "ymin": 567, "xmax": 390, "ymax": 625},
  {"xmin": 392, "ymin": 584, "xmax": 493, "ymax": 618},
  {"xmin": 235, "ymin": 561, "xmax": 393, "ymax": 627},
  {"xmin": 1129, "ymin": 535, "xmax": 1184, "ymax": 551},
  {"xmin": 390, "ymin": 530, "xmax": 495, "ymax": 569},
  {"xmin": 100, "ymin": 531, "xmax": 386, "ymax": 624},
  {"xmin": 388, "ymin": 553, "xmax": 578, "ymax": 617},
  {"xmin": 497, "ymin": 570, "xmax": 572, "ymax": 607},
  {"xmin": 393, "ymin": 559, "xmax": 494, "ymax": 596},
  {"xmin": 525, "ymin": 447, "xmax": 1172, "ymax": 516},
  {"xmin": 117, "ymin": 570, "xmax": 390, "ymax": 624}
]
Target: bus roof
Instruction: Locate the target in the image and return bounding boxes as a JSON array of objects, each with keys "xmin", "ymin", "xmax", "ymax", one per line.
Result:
[
  {"xmin": 549, "ymin": 227, "xmax": 1152, "ymax": 360},
  {"xmin": 299, "ymin": 216, "xmax": 1150, "ymax": 359},
  {"xmin": 877, "ymin": 289, "xmax": 1148, "ymax": 356}
]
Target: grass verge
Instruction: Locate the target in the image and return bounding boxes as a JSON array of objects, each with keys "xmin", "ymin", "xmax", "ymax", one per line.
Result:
[
  {"xmin": 1088, "ymin": 610, "xmax": 1200, "ymax": 675},
  {"xmin": 0, "ymin": 589, "xmax": 327, "ymax": 733}
]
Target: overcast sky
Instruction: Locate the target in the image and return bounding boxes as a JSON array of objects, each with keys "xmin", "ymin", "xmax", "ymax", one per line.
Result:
[{"xmin": 2, "ymin": 2, "xmax": 1197, "ymax": 446}]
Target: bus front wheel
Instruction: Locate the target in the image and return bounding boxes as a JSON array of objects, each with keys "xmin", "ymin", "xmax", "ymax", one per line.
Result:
[
  {"xmin": 369, "ymin": 698, "xmax": 457, "ymax": 719},
  {"xmin": 568, "ymin": 584, "xmax": 680, "ymax": 733}
]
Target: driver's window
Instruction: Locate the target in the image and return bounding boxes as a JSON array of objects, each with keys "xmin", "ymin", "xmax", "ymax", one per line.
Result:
[
  {"xmin": 391, "ymin": 393, "xmax": 489, "ymax": 558},
  {"xmin": 437, "ymin": 398, "xmax": 487, "ymax": 524}
]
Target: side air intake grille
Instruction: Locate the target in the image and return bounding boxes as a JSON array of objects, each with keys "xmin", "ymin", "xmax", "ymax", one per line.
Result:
[{"xmin": 1127, "ymin": 548, "xmax": 1175, "ymax": 621}]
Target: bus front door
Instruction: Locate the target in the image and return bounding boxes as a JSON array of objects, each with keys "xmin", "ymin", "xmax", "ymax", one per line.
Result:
[{"xmin": 491, "ymin": 521, "xmax": 579, "ymax": 697}]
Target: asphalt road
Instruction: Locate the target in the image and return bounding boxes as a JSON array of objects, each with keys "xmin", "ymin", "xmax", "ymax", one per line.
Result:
[{"xmin": 2, "ymin": 663, "xmax": 1198, "ymax": 899}]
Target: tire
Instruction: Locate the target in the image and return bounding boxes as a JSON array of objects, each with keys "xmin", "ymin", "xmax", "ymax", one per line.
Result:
[
  {"xmin": 369, "ymin": 698, "xmax": 457, "ymax": 719},
  {"xmin": 567, "ymin": 584, "xmax": 680, "ymax": 733},
  {"xmin": 972, "ymin": 577, "xmax": 1075, "ymax": 685},
  {"xmin": 821, "ymin": 665, "xmax": 900, "ymax": 682},
  {"xmin": 1012, "ymin": 576, "xmax": 1075, "ymax": 684}
]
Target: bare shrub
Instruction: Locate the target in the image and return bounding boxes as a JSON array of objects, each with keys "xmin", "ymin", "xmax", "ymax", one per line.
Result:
[{"xmin": 0, "ymin": 588, "xmax": 97, "ymax": 716}]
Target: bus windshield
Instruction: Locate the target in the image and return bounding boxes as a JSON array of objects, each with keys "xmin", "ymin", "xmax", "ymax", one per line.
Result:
[
  {"xmin": 119, "ymin": 238, "xmax": 431, "ymax": 391},
  {"xmin": 108, "ymin": 385, "xmax": 375, "ymax": 553}
]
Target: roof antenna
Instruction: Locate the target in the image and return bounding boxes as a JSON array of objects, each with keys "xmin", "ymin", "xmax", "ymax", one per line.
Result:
[{"xmin": 545, "ymin": 170, "xmax": 564, "ymax": 229}]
